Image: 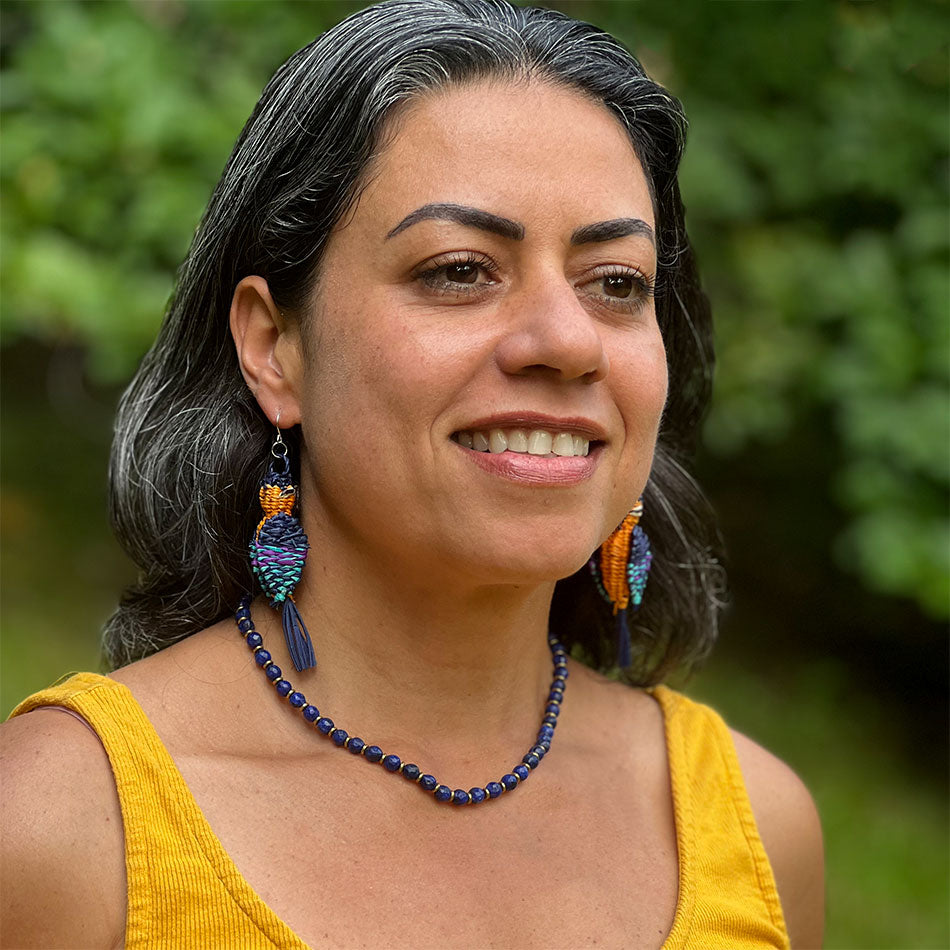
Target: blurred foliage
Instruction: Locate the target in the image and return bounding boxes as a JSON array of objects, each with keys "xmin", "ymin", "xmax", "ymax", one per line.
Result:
[
  {"xmin": 2, "ymin": 0, "xmax": 946, "ymax": 619},
  {"xmin": 0, "ymin": 0, "xmax": 363, "ymax": 375},
  {"xmin": 660, "ymin": 1, "xmax": 950, "ymax": 618}
]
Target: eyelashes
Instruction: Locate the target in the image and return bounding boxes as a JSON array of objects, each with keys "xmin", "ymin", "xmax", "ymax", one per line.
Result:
[
  {"xmin": 583, "ymin": 265, "xmax": 656, "ymax": 313},
  {"xmin": 414, "ymin": 251, "xmax": 656, "ymax": 314}
]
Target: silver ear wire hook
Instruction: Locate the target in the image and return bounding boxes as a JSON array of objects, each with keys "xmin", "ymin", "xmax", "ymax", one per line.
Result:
[{"xmin": 272, "ymin": 410, "xmax": 287, "ymax": 459}]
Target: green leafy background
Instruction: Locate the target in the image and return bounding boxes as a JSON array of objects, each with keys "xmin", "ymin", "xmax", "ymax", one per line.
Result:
[{"xmin": 1, "ymin": 2, "xmax": 947, "ymax": 947}]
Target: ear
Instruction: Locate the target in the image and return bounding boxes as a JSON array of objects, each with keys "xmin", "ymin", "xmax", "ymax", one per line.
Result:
[{"xmin": 229, "ymin": 275, "xmax": 303, "ymax": 426}]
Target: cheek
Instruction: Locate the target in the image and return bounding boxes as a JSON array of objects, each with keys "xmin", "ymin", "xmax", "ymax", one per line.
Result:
[
  {"xmin": 303, "ymin": 307, "xmax": 459, "ymax": 447},
  {"xmin": 648, "ymin": 345, "xmax": 670, "ymax": 431},
  {"xmin": 620, "ymin": 331, "xmax": 669, "ymax": 443}
]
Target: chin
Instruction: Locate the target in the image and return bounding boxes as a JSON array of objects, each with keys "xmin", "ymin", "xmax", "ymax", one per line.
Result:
[{"xmin": 450, "ymin": 531, "xmax": 598, "ymax": 588}]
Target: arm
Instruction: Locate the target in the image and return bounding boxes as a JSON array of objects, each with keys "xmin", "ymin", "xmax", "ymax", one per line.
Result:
[
  {"xmin": 730, "ymin": 728, "xmax": 825, "ymax": 950},
  {"xmin": 0, "ymin": 708, "xmax": 126, "ymax": 949}
]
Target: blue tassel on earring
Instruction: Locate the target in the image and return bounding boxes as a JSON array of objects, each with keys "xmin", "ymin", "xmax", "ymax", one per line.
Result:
[
  {"xmin": 282, "ymin": 598, "xmax": 315, "ymax": 672},
  {"xmin": 615, "ymin": 612, "xmax": 633, "ymax": 669}
]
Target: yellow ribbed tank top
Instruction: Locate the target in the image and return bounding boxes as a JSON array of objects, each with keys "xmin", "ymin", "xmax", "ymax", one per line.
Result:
[{"xmin": 10, "ymin": 673, "xmax": 788, "ymax": 949}]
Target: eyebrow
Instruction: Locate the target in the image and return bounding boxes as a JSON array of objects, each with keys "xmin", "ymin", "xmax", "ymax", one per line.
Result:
[
  {"xmin": 385, "ymin": 203, "xmax": 655, "ymax": 248},
  {"xmin": 386, "ymin": 203, "xmax": 524, "ymax": 241},
  {"xmin": 570, "ymin": 218, "xmax": 655, "ymax": 247}
]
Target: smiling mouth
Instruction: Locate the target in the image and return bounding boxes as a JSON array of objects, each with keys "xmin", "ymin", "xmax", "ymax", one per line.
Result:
[{"xmin": 452, "ymin": 427, "xmax": 597, "ymax": 458}]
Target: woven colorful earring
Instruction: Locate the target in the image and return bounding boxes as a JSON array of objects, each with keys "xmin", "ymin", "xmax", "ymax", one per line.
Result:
[
  {"xmin": 588, "ymin": 498, "xmax": 653, "ymax": 668},
  {"xmin": 248, "ymin": 416, "xmax": 316, "ymax": 672}
]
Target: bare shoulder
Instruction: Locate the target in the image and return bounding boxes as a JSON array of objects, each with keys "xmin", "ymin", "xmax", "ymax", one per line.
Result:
[
  {"xmin": 0, "ymin": 707, "xmax": 126, "ymax": 949},
  {"xmin": 730, "ymin": 728, "xmax": 825, "ymax": 950}
]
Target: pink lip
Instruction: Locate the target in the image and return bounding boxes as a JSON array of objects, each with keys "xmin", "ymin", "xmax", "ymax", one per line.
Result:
[
  {"xmin": 454, "ymin": 441, "xmax": 602, "ymax": 486},
  {"xmin": 454, "ymin": 412, "xmax": 608, "ymax": 441}
]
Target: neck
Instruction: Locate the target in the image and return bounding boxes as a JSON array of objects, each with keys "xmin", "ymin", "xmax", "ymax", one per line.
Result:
[{"xmin": 249, "ymin": 542, "xmax": 560, "ymax": 779}]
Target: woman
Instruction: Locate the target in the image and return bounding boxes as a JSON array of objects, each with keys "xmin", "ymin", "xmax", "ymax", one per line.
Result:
[{"xmin": 1, "ymin": 0, "xmax": 823, "ymax": 947}]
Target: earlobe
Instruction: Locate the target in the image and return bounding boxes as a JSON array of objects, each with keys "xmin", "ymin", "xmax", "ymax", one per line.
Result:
[{"xmin": 229, "ymin": 275, "xmax": 302, "ymax": 426}]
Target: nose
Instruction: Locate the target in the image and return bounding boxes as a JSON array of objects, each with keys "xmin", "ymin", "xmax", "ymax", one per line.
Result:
[{"xmin": 493, "ymin": 275, "xmax": 609, "ymax": 383}]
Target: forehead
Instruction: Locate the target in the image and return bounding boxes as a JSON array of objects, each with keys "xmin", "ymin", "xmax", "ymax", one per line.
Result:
[{"xmin": 354, "ymin": 78, "xmax": 654, "ymax": 234}]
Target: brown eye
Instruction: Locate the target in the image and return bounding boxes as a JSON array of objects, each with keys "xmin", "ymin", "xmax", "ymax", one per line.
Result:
[
  {"xmin": 445, "ymin": 263, "xmax": 479, "ymax": 284},
  {"xmin": 417, "ymin": 253, "xmax": 498, "ymax": 296},
  {"xmin": 604, "ymin": 274, "xmax": 634, "ymax": 298}
]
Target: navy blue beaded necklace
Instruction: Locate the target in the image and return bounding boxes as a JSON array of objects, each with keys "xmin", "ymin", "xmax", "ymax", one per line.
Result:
[{"xmin": 235, "ymin": 594, "xmax": 567, "ymax": 806}]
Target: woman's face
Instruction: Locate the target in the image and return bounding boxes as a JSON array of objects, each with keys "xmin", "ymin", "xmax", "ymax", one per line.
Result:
[{"xmin": 290, "ymin": 79, "xmax": 668, "ymax": 589}]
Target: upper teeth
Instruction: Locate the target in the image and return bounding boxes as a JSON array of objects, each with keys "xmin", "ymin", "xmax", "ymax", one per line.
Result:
[{"xmin": 456, "ymin": 428, "xmax": 591, "ymax": 457}]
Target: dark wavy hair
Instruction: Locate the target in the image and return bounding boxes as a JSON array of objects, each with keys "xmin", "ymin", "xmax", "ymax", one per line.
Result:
[{"xmin": 105, "ymin": 0, "xmax": 724, "ymax": 684}]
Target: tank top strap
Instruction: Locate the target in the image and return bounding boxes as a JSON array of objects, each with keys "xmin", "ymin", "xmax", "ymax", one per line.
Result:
[
  {"xmin": 651, "ymin": 686, "xmax": 790, "ymax": 950},
  {"xmin": 9, "ymin": 672, "xmax": 308, "ymax": 949}
]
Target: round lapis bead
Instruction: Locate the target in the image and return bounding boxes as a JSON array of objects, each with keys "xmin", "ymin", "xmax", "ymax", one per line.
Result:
[
  {"xmin": 539, "ymin": 725, "xmax": 554, "ymax": 740},
  {"xmin": 548, "ymin": 688, "xmax": 563, "ymax": 702},
  {"xmin": 302, "ymin": 705, "xmax": 320, "ymax": 722},
  {"xmin": 364, "ymin": 745, "xmax": 383, "ymax": 763},
  {"xmin": 486, "ymin": 781, "xmax": 503, "ymax": 799},
  {"xmin": 316, "ymin": 717, "xmax": 334, "ymax": 735},
  {"xmin": 288, "ymin": 691, "xmax": 306, "ymax": 708},
  {"xmin": 545, "ymin": 703, "xmax": 560, "ymax": 716},
  {"xmin": 469, "ymin": 787, "xmax": 487, "ymax": 804},
  {"xmin": 513, "ymin": 764, "xmax": 530, "ymax": 782},
  {"xmin": 265, "ymin": 664, "xmax": 282, "ymax": 681},
  {"xmin": 402, "ymin": 763, "xmax": 421, "ymax": 781},
  {"xmin": 347, "ymin": 736, "xmax": 365, "ymax": 755},
  {"xmin": 452, "ymin": 789, "xmax": 470, "ymax": 805},
  {"xmin": 419, "ymin": 774, "xmax": 437, "ymax": 791},
  {"xmin": 382, "ymin": 754, "xmax": 401, "ymax": 773},
  {"xmin": 434, "ymin": 785, "xmax": 452, "ymax": 802},
  {"xmin": 254, "ymin": 649, "xmax": 271, "ymax": 666},
  {"xmin": 238, "ymin": 618, "xmax": 252, "ymax": 633},
  {"xmin": 246, "ymin": 632, "xmax": 263, "ymax": 649},
  {"xmin": 331, "ymin": 729, "xmax": 348, "ymax": 747},
  {"xmin": 539, "ymin": 739, "xmax": 551, "ymax": 751},
  {"xmin": 531, "ymin": 745, "xmax": 546, "ymax": 758},
  {"xmin": 501, "ymin": 773, "xmax": 519, "ymax": 790},
  {"xmin": 275, "ymin": 680, "xmax": 292, "ymax": 697},
  {"xmin": 523, "ymin": 752, "xmax": 540, "ymax": 768}
]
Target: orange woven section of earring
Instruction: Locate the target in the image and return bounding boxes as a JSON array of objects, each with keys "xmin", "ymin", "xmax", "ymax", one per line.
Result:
[
  {"xmin": 598, "ymin": 501, "xmax": 644, "ymax": 614},
  {"xmin": 256, "ymin": 483, "xmax": 296, "ymax": 534}
]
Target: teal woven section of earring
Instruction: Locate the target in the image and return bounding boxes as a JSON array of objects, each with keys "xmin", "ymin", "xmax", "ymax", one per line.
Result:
[
  {"xmin": 626, "ymin": 525, "xmax": 652, "ymax": 610},
  {"xmin": 248, "ymin": 426, "xmax": 315, "ymax": 672}
]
